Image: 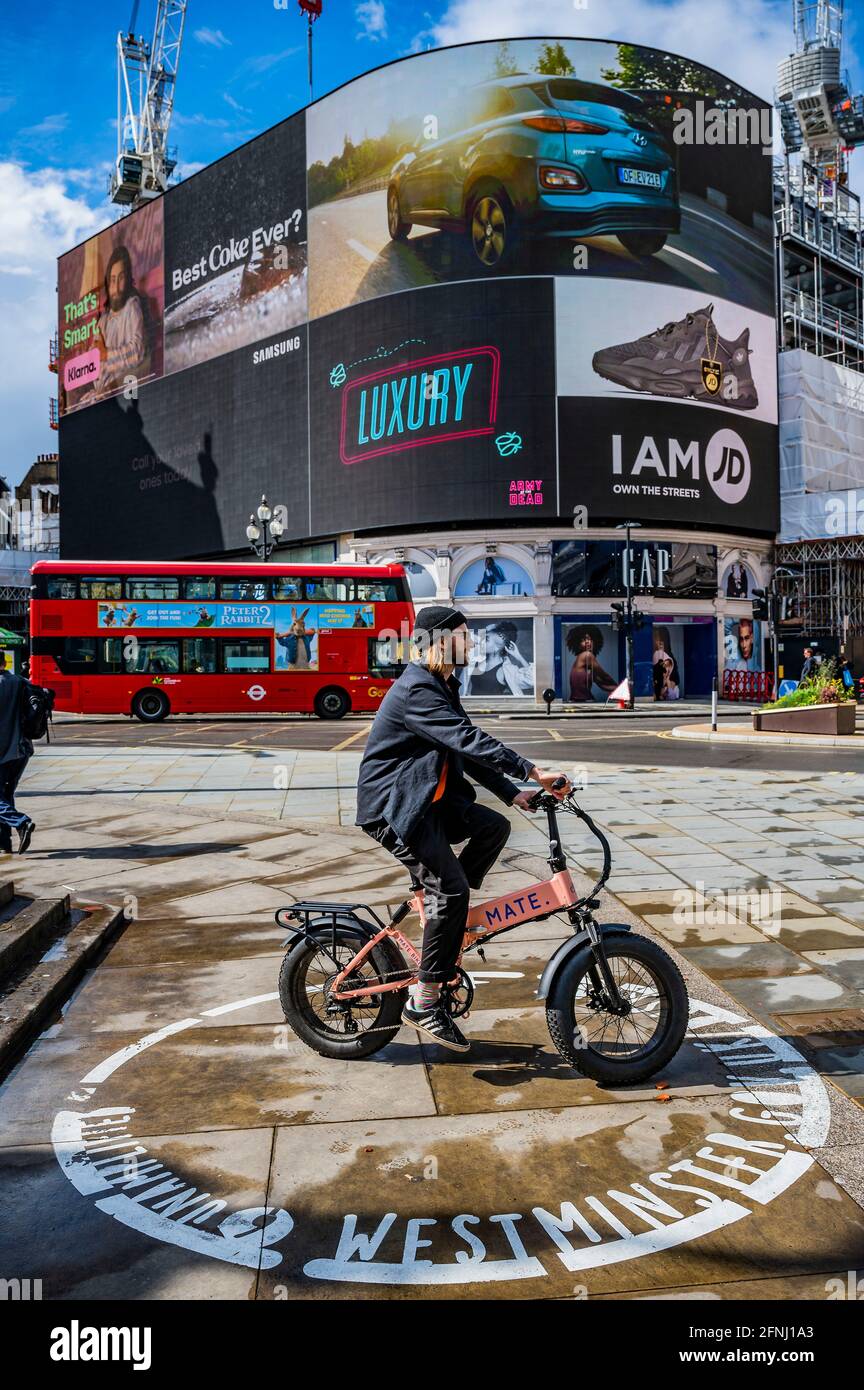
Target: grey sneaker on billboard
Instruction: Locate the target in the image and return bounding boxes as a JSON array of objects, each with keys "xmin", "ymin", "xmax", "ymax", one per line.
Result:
[{"xmin": 592, "ymin": 303, "xmax": 758, "ymax": 411}]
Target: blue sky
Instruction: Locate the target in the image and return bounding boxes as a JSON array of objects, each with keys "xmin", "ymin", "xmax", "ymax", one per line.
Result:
[{"xmin": 1, "ymin": 0, "xmax": 863, "ymax": 485}]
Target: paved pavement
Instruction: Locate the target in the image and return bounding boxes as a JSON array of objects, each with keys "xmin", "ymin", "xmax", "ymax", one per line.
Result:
[
  {"xmin": 675, "ymin": 721, "xmax": 864, "ymax": 749},
  {"xmin": 50, "ymin": 709, "xmax": 864, "ymax": 775},
  {"xmin": 1, "ymin": 744, "xmax": 863, "ymax": 1299}
]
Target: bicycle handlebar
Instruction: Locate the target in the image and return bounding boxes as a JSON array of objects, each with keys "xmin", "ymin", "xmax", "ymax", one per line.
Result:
[
  {"xmin": 569, "ymin": 800, "xmax": 612, "ymax": 899},
  {"xmin": 524, "ymin": 779, "xmax": 612, "ymax": 900},
  {"xmin": 525, "ymin": 775, "xmax": 569, "ymax": 810}
]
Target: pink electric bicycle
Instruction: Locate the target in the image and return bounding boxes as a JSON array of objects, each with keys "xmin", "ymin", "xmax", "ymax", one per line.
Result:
[{"xmin": 277, "ymin": 782, "xmax": 688, "ymax": 1084}]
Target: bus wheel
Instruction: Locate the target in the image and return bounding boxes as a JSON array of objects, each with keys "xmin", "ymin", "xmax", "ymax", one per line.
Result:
[
  {"xmin": 132, "ymin": 689, "xmax": 170, "ymax": 722},
  {"xmin": 314, "ymin": 687, "xmax": 350, "ymax": 720}
]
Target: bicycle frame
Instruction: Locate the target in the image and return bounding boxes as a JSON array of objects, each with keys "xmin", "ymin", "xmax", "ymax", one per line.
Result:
[{"xmin": 321, "ymin": 794, "xmax": 610, "ymax": 1004}]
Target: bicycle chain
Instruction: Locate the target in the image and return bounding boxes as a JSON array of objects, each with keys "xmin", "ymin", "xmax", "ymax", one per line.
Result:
[{"xmin": 310, "ymin": 961, "xmax": 474, "ymax": 1036}]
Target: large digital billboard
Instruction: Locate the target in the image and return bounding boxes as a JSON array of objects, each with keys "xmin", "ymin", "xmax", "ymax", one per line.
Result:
[
  {"xmin": 60, "ymin": 322, "xmax": 309, "ymax": 559},
  {"xmin": 59, "ymin": 38, "xmax": 778, "ymax": 558},
  {"xmin": 308, "ymin": 277, "xmax": 557, "ymax": 534},
  {"xmin": 58, "ymin": 199, "xmax": 165, "ymax": 414},
  {"xmin": 306, "ymin": 38, "xmax": 773, "ymax": 317},
  {"xmin": 163, "ymin": 115, "xmax": 307, "ymax": 375}
]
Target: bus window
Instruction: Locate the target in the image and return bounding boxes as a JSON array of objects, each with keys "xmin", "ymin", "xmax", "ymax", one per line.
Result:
[
  {"xmin": 220, "ymin": 579, "xmax": 271, "ymax": 601},
  {"xmin": 52, "ymin": 637, "xmax": 99, "ymax": 672},
  {"xmin": 303, "ymin": 577, "xmax": 352, "ymax": 601},
  {"xmin": 45, "ymin": 577, "xmax": 78, "ymax": 599},
  {"xmin": 369, "ymin": 635, "xmax": 407, "ymax": 678},
  {"xmin": 273, "ymin": 577, "xmax": 302, "ymax": 600},
  {"xmin": 183, "ymin": 578, "xmax": 218, "ymax": 600},
  {"xmin": 184, "ymin": 638, "xmax": 217, "ymax": 673},
  {"xmin": 127, "ymin": 578, "xmax": 181, "ymax": 600},
  {"xmin": 79, "ymin": 578, "xmax": 123, "ymax": 600},
  {"xmin": 356, "ymin": 581, "xmax": 401, "ymax": 602},
  {"xmin": 125, "ymin": 640, "xmax": 180, "ymax": 674},
  {"xmin": 221, "ymin": 640, "xmax": 270, "ymax": 673},
  {"xmin": 100, "ymin": 638, "xmax": 125, "ymax": 673}
]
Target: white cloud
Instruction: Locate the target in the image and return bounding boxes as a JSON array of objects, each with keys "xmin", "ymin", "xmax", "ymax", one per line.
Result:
[
  {"xmin": 0, "ymin": 163, "xmax": 107, "ymax": 483},
  {"xmin": 63, "ymin": 162, "xmax": 114, "ymax": 194},
  {"xmin": 418, "ymin": 0, "xmax": 791, "ymax": 99},
  {"xmin": 223, "ymin": 92, "xmax": 252, "ymax": 114},
  {"xmin": 173, "ymin": 161, "xmax": 206, "ymax": 181},
  {"xmin": 237, "ymin": 47, "xmax": 299, "ymax": 79},
  {"xmin": 194, "ymin": 27, "xmax": 232, "ymax": 49},
  {"xmin": 357, "ymin": 0, "xmax": 388, "ymax": 43},
  {"xmin": 18, "ymin": 112, "xmax": 69, "ymax": 141},
  {"xmin": 173, "ymin": 111, "xmax": 231, "ymax": 130}
]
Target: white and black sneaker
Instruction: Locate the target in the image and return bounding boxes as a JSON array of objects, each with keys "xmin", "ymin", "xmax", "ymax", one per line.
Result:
[
  {"xmin": 17, "ymin": 820, "xmax": 34, "ymax": 855},
  {"xmin": 401, "ymin": 1002, "xmax": 470, "ymax": 1053}
]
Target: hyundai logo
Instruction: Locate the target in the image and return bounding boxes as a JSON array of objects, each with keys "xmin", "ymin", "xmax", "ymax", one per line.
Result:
[{"xmin": 631, "ymin": 131, "xmax": 648, "ymax": 147}]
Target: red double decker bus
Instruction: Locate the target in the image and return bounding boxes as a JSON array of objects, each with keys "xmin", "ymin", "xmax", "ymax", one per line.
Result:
[{"xmin": 30, "ymin": 560, "xmax": 412, "ymax": 721}]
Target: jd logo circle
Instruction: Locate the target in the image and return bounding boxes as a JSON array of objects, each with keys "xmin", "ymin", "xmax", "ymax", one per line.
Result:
[{"xmin": 705, "ymin": 428, "xmax": 751, "ymax": 506}]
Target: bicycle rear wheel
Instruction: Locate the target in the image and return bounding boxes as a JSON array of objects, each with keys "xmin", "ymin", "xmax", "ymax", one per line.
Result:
[
  {"xmin": 279, "ymin": 924, "xmax": 409, "ymax": 1058},
  {"xmin": 545, "ymin": 931, "xmax": 688, "ymax": 1085}
]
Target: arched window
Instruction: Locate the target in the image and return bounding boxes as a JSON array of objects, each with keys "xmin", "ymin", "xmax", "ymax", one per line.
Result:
[
  {"xmin": 403, "ymin": 562, "xmax": 437, "ymax": 599},
  {"xmin": 454, "ymin": 556, "xmax": 533, "ymax": 598}
]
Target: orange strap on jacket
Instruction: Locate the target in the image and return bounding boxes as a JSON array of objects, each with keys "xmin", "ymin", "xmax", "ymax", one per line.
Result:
[{"xmin": 431, "ymin": 754, "xmax": 449, "ymax": 802}]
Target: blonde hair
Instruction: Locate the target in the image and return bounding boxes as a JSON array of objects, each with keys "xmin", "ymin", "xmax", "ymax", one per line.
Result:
[{"xmin": 413, "ymin": 635, "xmax": 451, "ymax": 674}]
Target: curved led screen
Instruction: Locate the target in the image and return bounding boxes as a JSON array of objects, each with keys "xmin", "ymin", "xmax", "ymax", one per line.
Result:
[{"xmin": 59, "ymin": 37, "xmax": 778, "ymax": 558}]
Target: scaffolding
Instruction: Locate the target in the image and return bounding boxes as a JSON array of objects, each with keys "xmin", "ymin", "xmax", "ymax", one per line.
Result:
[
  {"xmin": 776, "ymin": 536, "xmax": 864, "ymax": 638},
  {"xmin": 775, "ymin": 159, "xmax": 864, "ymax": 370}
]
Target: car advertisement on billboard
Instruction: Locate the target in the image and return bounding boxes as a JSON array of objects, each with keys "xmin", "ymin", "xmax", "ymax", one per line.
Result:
[
  {"xmin": 308, "ymin": 277, "xmax": 557, "ymax": 534},
  {"xmin": 306, "ymin": 37, "xmax": 773, "ymax": 319}
]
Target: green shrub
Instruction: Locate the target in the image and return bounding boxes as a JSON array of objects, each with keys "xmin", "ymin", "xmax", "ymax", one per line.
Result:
[{"xmin": 762, "ymin": 658, "xmax": 855, "ymax": 710}]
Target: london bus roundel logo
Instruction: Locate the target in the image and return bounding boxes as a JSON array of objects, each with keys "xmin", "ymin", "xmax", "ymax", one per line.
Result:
[{"xmin": 247, "ymin": 685, "xmax": 267, "ymax": 701}]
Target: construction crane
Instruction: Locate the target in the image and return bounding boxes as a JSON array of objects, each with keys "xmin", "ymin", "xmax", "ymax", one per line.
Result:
[
  {"xmin": 776, "ymin": 0, "xmax": 864, "ymax": 185},
  {"xmin": 110, "ymin": 0, "xmax": 187, "ymax": 208}
]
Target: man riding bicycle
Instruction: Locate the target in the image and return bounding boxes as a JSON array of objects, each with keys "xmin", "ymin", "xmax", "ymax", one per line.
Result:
[{"xmin": 356, "ymin": 605, "xmax": 571, "ymax": 1053}]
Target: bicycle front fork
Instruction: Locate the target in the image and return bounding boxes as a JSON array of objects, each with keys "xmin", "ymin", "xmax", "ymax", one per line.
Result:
[{"xmin": 571, "ymin": 909, "xmax": 630, "ymax": 1015}]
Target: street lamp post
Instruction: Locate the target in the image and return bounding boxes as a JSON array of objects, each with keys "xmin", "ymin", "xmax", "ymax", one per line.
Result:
[
  {"xmin": 616, "ymin": 520, "xmax": 642, "ymax": 710},
  {"xmin": 245, "ymin": 495, "xmax": 284, "ymax": 561}
]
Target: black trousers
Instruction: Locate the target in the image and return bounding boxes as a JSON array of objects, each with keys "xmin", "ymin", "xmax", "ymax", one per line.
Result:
[
  {"xmin": 0, "ymin": 755, "xmax": 30, "ymax": 850},
  {"xmin": 364, "ymin": 796, "xmax": 511, "ymax": 984}
]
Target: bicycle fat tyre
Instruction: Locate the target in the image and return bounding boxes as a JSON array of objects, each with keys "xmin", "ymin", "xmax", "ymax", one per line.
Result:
[
  {"xmin": 545, "ymin": 932, "xmax": 688, "ymax": 1085},
  {"xmin": 279, "ymin": 925, "xmax": 407, "ymax": 1059}
]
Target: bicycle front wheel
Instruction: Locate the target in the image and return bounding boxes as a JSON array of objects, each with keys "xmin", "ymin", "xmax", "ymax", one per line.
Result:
[{"xmin": 545, "ymin": 932, "xmax": 688, "ymax": 1085}]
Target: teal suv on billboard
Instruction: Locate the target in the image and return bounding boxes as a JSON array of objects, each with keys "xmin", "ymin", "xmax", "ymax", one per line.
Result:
[{"xmin": 387, "ymin": 76, "xmax": 680, "ymax": 268}]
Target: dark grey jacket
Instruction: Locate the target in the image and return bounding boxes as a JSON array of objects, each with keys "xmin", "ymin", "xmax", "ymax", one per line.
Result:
[
  {"xmin": 0, "ymin": 671, "xmax": 32, "ymax": 765},
  {"xmin": 355, "ymin": 661, "xmax": 534, "ymax": 841},
  {"xmin": 800, "ymin": 656, "xmax": 819, "ymax": 682}
]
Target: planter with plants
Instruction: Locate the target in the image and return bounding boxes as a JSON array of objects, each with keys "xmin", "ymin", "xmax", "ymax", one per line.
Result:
[{"xmin": 753, "ymin": 660, "xmax": 858, "ymax": 736}]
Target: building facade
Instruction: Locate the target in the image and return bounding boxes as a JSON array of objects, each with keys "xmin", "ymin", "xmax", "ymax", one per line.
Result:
[
  {"xmin": 0, "ymin": 454, "xmax": 59, "ymax": 643},
  {"xmin": 347, "ymin": 527, "xmax": 773, "ymax": 703}
]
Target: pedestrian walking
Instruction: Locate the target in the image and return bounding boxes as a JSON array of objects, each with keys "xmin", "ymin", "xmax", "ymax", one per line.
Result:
[
  {"xmin": 800, "ymin": 646, "xmax": 820, "ymax": 682},
  {"xmin": 0, "ymin": 667, "xmax": 35, "ymax": 853}
]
